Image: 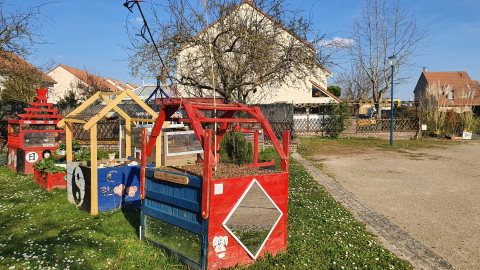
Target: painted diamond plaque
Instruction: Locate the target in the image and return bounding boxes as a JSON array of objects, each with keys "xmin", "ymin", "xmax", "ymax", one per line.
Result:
[{"xmin": 222, "ymin": 179, "xmax": 283, "ymax": 259}]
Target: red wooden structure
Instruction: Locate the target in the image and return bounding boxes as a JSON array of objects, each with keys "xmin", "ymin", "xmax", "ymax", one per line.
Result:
[
  {"xmin": 140, "ymin": 100, "xmax": 289, "ymax": 269},
  {"xmin": 7, "ymin": 88, "xmax": 65, "ymax": 174}
]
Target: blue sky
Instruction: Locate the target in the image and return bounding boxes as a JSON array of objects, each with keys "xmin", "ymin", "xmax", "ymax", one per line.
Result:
[{"xmin": 18, "ymin": 0, "xmax": 480, "ymax": 101}]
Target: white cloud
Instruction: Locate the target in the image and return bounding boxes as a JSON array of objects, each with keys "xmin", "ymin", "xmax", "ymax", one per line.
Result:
[
  {"xmin": 320, "ymin": 37, "xmax": 355, "ymax": 48},
  {"xmin": 129, "ymin": 17, "xmax": 143, "ymax": 25}
]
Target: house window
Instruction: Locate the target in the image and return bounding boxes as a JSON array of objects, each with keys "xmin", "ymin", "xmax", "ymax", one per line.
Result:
[
  {"xmin": 447, "ymin": 91, "xmax": 454, "ymax": 100},
  {"xmin": 312, "ymin": 85, "xmax": 327, "ymax": 98}
]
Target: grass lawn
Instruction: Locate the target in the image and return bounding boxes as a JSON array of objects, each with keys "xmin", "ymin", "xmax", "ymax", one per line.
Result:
[
  {"xmin": 0, "ymin": 156, "xmax": 410, "ymax": 269},
  {"xmin": 296, "ymin": 137, "xmax": 460, "ymax": 157}
]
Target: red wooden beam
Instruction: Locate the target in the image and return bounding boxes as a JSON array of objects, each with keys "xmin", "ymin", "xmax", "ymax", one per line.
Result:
[
  {"xmin": 281, "ymin": 130, "xmax": 290, "ymax": 172},
  {"xmin": 192, "ymin": 105, "xmax": 255, "ymax": 112},
  {"xmin": 198, "ymin": 118, "xmax": 259, "ymax": 123}
]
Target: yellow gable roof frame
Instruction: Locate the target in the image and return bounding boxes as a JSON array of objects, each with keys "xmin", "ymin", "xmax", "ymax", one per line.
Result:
[{"xmin": 57, "ymin": 89, "xmax": 169, "ymax": 215}]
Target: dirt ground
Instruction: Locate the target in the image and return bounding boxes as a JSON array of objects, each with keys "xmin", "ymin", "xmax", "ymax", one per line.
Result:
[{"xmin": 310, "ymin": 141, "xmax": 480, "ymax": 270}]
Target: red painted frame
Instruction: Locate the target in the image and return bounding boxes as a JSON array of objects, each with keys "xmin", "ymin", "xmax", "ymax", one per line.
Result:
[
  {"xmin": 140, "ymin": 101, "xmax": 290, "ymax": 269},
  {"xmin": 7, "ymin": 88, "xmax": 65, "ymax": 174}
]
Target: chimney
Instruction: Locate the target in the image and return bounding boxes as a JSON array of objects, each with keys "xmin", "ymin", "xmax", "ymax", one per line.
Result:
[{"xmin": 423, "ymin": 67, "xmax": 427, "ymax": 72}]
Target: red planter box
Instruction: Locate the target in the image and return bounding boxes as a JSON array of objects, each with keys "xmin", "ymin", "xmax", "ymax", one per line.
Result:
[{"xmin": 34, "ymin": 168, "xmax": 67, "ymax": 191}]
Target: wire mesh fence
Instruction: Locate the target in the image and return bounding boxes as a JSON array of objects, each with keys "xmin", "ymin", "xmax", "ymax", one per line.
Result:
[{"xmin": 356, "ymin": 118, "xmax": 419, "ymax": 132}]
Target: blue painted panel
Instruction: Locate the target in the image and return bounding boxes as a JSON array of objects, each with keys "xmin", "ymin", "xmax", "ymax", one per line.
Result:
[
  {"xmin": 145, "ymin": 197, "xmax": 200, "ymax": 223},
  {"xmin": 145, "ymin": 189, "xmax": 200, "ymax": 212},
  {"xmin": 97, "ymin": 164, "xmax": 155, "ymax": 212},
  {"xmin": 145, "ymin": 168, "xmax": 203, "ymax": 188},
  {"xmin": 143, "ymin": 203, "xmax": 202, "ymax": 235}
]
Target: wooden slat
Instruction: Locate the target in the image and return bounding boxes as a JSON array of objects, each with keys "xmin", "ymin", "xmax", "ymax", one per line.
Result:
[
  {"xmin": 90, "ymin": 124, "xmax": 98, "ymax": 215},
  {"xmin": 84, "ymin": 91, "xmax": 128, "ymax": 130},
  {"xmin": 66, "ymin": 122, "xmax": 73, "ymax": 162},
  {"xmin": 153, "ymin": 171, "xmax": 189, "ymax": 185},
  {"xmin": 57, "ymin": 92, "xmax": 101, "ymax": 127},
  {"xmin": 125, "ymin": 89, "xmax": 158, "ymax": 118},
  {"xmin": 129, "ymin": 118, "xmax": 156, "ymax": 122},
  {"xmin": 62, "ymin": 118, "xmax": 87, "ymax": 124},
  {"xmin": 99, "ymin": 94, "xmax": 131, "ymax": 120}
]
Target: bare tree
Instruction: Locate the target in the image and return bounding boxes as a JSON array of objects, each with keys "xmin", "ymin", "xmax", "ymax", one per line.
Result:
[
  {"xmin": 345, "ymin": 0, "xmax": 428, "ymax": 118},
  {"xmin": 334, "ymin": 64, "xmax": 371, "ymax": 101},
  {"xmin": 0, "ymin": 2, "xmax": 54, "ymax": 58},
  {"xmin": 74, "ymin": 67, "xmax": 111, "ymax": 101},
  {"xmin": 123, "ymin": 0, "xmax": 333, "ymax": 104}
]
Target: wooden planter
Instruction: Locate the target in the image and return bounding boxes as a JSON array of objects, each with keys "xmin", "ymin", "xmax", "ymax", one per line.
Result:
[
  {"xmin": 140, "ymin": 129, "xmax": 290, "ymax": 270},
  {"xmin": 142, "ymin": 167, "xmax": 288, "ymax": 270},
  {"xmin": 34, "ymin": 168, "xmax": 67, "ymax": 191}
]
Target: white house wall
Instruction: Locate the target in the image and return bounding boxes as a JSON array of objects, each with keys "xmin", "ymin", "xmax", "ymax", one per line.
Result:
[
  {"xmin": 47, "ymin": 66, "xmax": 80, "ymax": 103},
  {"xmin": 176, "ymin": 3, "xmax": 332, "ymax": 104}
]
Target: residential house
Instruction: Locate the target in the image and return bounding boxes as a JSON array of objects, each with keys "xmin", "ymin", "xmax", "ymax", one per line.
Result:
[
  {"xmin": 0, "ymin": 52, "xmax": 56, "ymax": 99},
  {"xmin": 176, "ymin": 0, "xmax": 338, "ymax": 105},
  {"xmin": 106, "ymin": 79, "xmax": 140, "ymax": 92},
  {"xmin": 126, "ymin": 83, "xmax": 139, "ymax": 90},
  {"xmin": 414, "ymin": 68, "xmax": 480, "ymax": 112},
  {"xmin": 47, "ymin": 64, "xmax": 113, "ymax": 103}
]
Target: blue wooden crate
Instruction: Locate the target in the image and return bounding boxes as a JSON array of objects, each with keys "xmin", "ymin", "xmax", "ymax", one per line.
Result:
[
  {"xmin": 67, "ymin": 163, "xmax": 155, "ymax": 213},
  {"xmin": 141, "ymin": 168, "xmax": 207, "ymax": 269}
]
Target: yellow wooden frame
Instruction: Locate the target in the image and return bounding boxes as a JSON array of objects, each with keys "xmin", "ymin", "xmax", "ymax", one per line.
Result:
[{"xmin": 57, "ymin": 90, "xmax": 170, "ymax": 215}]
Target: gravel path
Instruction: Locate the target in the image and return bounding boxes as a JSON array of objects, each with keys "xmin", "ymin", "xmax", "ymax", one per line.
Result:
[{"xmin": 296, "ymin": 141, "xmax": 480, "ymax": 270}]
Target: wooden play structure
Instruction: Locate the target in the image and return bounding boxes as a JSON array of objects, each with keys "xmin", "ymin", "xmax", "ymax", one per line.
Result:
[
  {"xmin": 57, "ymin": 90, "xmax": 169, "ymax": 214},
  {"xmin": 7, "ymin": 88, "xmax": 66, "ymax": 174},
  {"xmin": 139, "ymin": 100, "xmax": 289, "ymax": 269}
]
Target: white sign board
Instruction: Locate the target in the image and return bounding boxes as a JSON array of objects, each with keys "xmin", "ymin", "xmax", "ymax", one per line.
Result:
[
  {"xmin": 422, "ymin": 124, "xmax": 427, "ymax": 131},
  {"xmin": 25, "ymin": 152, "xmax": 39, "ymax": 163}
]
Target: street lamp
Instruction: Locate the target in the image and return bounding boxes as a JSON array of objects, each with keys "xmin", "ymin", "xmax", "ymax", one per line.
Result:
[{"xmin": 388, "ymin": 55, "xmax": 397, "ymax": 146}]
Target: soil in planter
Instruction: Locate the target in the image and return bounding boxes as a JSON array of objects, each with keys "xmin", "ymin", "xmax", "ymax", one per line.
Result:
[{"xmin": 158, "ymin": 163, "xmax": 278, "ymax": 179}]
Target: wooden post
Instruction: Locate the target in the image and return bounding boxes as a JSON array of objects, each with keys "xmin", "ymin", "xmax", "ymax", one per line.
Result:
[
  {"xmin": 90, "ymin": 124, "xmax": 98, "ymax": 215},
  {"xmin": 125, "ymin": 117, "xmax": 131, "ymax": 159},
  {"xmin": 254, "ymin": 131, "xmax": 258, "ymax": 166},
  {"xmin": 202, "ymin": 129, "xmax": 212, "ymax": 219},
  {"xmin": 140, "ymin": 128, "xmax": 147, "ymax": 199},
  {"xmin": 65, "ymin": 122, "xmax": 73, "ymax": 162},
  {"xmin": 281, "ymin": 130, "xmax": 290, "ymax": 172},
  {"xmin": 162, "ymin": 132, "xmax": 168, "ymax": 166},
  {"xmin": 156, "ymin": 129, "xmax": 162, "ymax": 166}
]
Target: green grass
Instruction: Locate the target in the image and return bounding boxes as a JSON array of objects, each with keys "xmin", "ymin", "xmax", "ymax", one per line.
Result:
[
  {"xmin": 297, "ymin": 137, "xmax": 460, "ymax": 156},
  {"xmin": 0, "ymin": 156, "xmax": 411, "ymax": 269}
]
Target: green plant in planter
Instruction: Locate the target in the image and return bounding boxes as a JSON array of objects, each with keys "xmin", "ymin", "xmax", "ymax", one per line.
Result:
[
  {"xmin": 59, "ymin": 140, "xmax": 81, "ymax": 151},
  {"xmin": 74, "ymin": 148, "xmax": 91, "ymax": 161},
  {"xmin": 33, "ymin": 157, "xmax": 66, "ymax": 175},
  {"xmin": 219, "ymin": 130, "xmax": 254, "ymax": 165}
]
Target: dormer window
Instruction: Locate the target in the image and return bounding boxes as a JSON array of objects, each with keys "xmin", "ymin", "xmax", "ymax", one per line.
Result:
[
  {"xmin": 447, "ymin": 91, "xmax": 454, "ymax": 100},
  {"xmin": 312, "ymin": 85, "xmax": 327, "ymax": 98}
]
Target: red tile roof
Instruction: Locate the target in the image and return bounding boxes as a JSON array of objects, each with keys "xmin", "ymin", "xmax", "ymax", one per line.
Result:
[
  {"xmin": 51, "ymin": 64, "xmax": 112, "ymax": 90},
  {"xmin": 126, "ymin": 83, "xmax": 139, "ymax": 90},
  {"xmin": 0, "ymin": 52, "xmax": 56, "ymax": 83},
  {"xmin": 423, "ymin": 71, "xmax": 480, "ymax": 106},
  {"xmin": 310, "ymin": 80, "xmax": 342, "ymax": 103},
  {"xmin": 107, "ymin": 78, "xmax": 128, "ymax": 91}
]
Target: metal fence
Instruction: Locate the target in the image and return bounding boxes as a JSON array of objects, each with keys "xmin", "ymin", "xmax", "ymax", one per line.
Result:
[
  {"xmin": 294, "ymin": 117, "xmax": 419, "ymax": 134},
  {"xmin": 356, "ymin": 118, "xmax": 419, "ymax": 132}
]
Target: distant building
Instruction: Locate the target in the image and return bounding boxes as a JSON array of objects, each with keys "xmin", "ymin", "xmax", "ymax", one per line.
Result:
[
  {"xmin": 176, "ymin": 0, "xmax": 337, "ymax": 105},
  {"xmin": 0, "ymin": 52, "xmax": 56, "ymax": 99},
  {"xmin": 47, "ymin": 64, "xmax": 112, "ymax": 103},
  {"xmin": 414, "ymin": 68, "xmax": 480, "ymax": 112}
]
